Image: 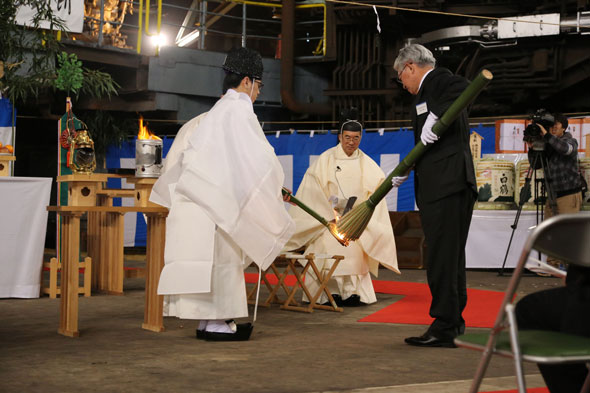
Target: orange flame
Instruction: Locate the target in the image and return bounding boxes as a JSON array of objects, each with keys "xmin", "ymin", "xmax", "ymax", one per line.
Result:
[
  {"xmin": 333, "ymin": 210, "xmax": 341, "ymax": 223},
  {"xmin": 328, "ymin": 222, "xmax": 349, "ymax": 246},
  {"xmin": 138, "ymin": 115, "xmax": 161, "ymax": 140}
]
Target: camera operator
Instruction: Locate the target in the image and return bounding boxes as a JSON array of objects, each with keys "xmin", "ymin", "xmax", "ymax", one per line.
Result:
[
  {"xmin": 526, "ymin": 113, "xmax": 583, "ymax": 218},
  {"xmin": 518, "ymin": 114, "xmax": 590, "ymax": 393}
]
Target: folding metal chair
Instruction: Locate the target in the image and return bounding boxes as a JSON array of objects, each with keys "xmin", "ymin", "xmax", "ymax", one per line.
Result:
[{"xmin": 455, "ymin": 214, "xmax": 590, "ymax": 393}]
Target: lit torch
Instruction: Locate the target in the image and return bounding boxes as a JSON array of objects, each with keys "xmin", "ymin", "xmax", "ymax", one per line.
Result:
[{"xmin": 281, "ymin": 188, "xmax": 349, "ymax": 247}]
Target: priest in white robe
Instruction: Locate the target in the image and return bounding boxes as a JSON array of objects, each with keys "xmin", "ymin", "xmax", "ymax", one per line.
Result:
[
  {"xmin": 284, "ymin": 112, "xmax": 400, "ymax": 306},
  {"xmin": 150, "ymin": 47, "xmax": 294, "ymax": 341},
  {"xmin": 161, "ymin": 112, "xmax": 207, "ymax": 174}
]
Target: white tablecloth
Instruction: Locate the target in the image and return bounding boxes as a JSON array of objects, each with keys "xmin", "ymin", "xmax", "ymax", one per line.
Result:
[
  {"xmin": 0, "ymin": 177, "xmax": 52, "ymax": 298},
  {"xmin": 466, "ymin": 210, "xmax": 540, "ymax": 269}
]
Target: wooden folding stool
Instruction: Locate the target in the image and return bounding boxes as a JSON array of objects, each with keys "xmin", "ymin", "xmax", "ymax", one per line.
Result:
[
  {"xmin": 277, "ymin": 253, "xmax": 344, "ymax": 313},
  {"xmin": 246, "ymin": 262, "xmax": 292, "ymax": 307}
]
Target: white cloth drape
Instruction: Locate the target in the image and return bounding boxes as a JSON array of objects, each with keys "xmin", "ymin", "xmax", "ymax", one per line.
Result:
[
  {"xmin": 0, "ymin": 177, "xmax": 52, "ymax": 298},
  {"xmin": 466, "ymin": 210, "xmax": 539, "ymax": 268}
]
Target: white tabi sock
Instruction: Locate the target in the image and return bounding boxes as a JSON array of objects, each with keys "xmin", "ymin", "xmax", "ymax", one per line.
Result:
[
  {"xmin": 198, "ymin": 320, "xmax": 208, "ymax": 331},
  {"xmin": 204, "ymin": 319, "xmax": 237, "ymax": 334}
]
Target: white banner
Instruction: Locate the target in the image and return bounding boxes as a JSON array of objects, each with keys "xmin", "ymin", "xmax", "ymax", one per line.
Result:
[{"xmin": 15, "ymin": 0, "xmax": 84, "ymax": 33}]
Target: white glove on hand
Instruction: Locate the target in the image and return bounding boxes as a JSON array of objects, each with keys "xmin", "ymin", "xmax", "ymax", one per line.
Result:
[
  {"xmin": 391, "ymin": 175, "xmax": 409, "ymax": 188},
  {"xmin": 421, "ymin": 111, "xmax": 439, "ymax": 145},
  {"xmin": 328, "ymin": 195, "xmax": 339, "ymax": 209}
]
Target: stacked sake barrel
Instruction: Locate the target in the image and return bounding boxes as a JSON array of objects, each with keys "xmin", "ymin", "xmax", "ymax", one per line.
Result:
[
  {"xmin": 474, "ymin": 158, "xmax": 515, "ymax": 209},
  {"xmin": 580, "ymin": 158, "xmax": 590, "ymax": 211},
  {"xmin": 514, "ymin": 159, "xmax": 546, "ymax": 210}
]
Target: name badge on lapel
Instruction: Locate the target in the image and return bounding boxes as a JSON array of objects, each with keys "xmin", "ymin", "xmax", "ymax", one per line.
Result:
[{"xmin": 416, "ymin": 102, "xmax": 428, "ymax": 116}]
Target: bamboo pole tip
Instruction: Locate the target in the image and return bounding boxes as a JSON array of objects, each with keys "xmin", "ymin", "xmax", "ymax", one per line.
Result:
[{"xmin": 481, "ymin": 69, "xmax": 493, "ymax": 80}]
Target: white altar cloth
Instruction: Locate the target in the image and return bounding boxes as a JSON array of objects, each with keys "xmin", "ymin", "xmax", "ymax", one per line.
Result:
[
  {"xmin": 466, "ymin": 210, "xmax": 540, "ymax": 269},
  {"xmin": 0, "ymin": 177, "xmax": 52, "ymax": 298}
]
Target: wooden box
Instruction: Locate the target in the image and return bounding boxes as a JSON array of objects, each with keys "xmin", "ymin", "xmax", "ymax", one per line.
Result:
[{"xmin": 0, "ymin": 155, "xmax": 15, "ymax": 176}]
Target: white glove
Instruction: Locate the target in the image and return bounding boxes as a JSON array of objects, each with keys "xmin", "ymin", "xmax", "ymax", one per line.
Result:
[
  {"xmin": 328, "ymin": 195, "xmax": 339, "ymax": 209},
  {"xmin": 391, "ymin": 175, "xmax": 409, "ymax": 188},
  {"xmin": 421, "ymin": 111, "xmax": 439, "ymax": 145}
]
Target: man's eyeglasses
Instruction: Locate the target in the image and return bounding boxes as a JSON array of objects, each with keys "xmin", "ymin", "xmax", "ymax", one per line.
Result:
[
  {"xmin": 343, "ymin": 135, "xmax": 360, "ymax": 142},
  {"xmin": 254, "ymin": 79, "xmax": 264, "ymax": 92},
  {"xmin": 395, "ymin": 63, "xmax": 410, "ymax": 83}
]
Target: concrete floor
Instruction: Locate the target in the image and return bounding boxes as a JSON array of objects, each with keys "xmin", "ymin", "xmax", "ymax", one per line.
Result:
[{"xmin": 0, "ymin": 266, "xmax": 562, "ymax": 393}]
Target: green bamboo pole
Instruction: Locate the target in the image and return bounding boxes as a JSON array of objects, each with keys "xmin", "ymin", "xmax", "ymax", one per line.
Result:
[
  {"xmin": 281, "ymin": 188, "xmax": 349, "ymax": 246},
  {"xmin": 281, "ymin": 188, "xmax": 329, "ymax": 226},
  {"xmin": 337, "ymin": 69, "xmax": 493, "ymax": 240},
  {"xmin": 369, "ymin": 69, "xmax": 493, "ymax": 207}
]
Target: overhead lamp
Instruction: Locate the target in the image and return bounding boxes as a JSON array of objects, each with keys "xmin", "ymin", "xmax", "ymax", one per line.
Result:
[
  {"xmin": 151, "ymin": 34, "xmax": 167, "ymax": 48},
  {"xmin": 176, "ymin": 29, "xmax": 200, "ymax": 47}
]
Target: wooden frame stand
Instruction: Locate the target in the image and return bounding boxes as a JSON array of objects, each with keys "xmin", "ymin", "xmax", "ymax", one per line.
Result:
[
  {"xmin": 48, "ymin": 206, "xmax": 168, "ymax": 337},
  {"xmin": 41, "ymin": 256, "xmax": 92, "ymax": 298}
]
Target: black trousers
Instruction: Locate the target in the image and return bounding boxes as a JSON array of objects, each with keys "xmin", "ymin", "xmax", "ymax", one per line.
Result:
[
  {"xmin": 418, "ymin": 188, "xmax": 475, "ymax": 340},
  {"xmin": 515, "ymin": 284, "xmax": 590, "ymax": 393}
]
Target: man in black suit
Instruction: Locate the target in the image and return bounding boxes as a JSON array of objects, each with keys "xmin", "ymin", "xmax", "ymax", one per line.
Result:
[{"xmin": 393, "ymin": 44, "xmax": 478, "ymax": 348}]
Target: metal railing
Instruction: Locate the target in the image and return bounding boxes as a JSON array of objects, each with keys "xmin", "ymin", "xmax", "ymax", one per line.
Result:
[{"xmin": 78, "ymin": 0, "xmax": 326, "ymax": 57}]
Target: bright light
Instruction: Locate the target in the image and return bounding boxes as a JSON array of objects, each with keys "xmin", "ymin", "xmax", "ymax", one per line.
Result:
[
  {"xmin": 176, "ymin": 30, "xmax": 200, "ymax": 47},
  {"xmin": 151, "ymin": 34, "xmax": 167, "ymax": 48}
]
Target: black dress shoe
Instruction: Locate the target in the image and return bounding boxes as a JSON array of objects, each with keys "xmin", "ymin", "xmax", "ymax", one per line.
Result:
[
  {"xmin": 404, "ymin": 333, "xmax": 456, "ymax": 348},
  {"xmin": 341, "ymin": 294, "xmax": 363, "ymax": 307},
  {"xmin": 204, "ymin": 323, "xmax": 253, "ymax": 342},
  {"xmin": 322, "ymin": 294, "xmax": 343, "ymax": 307}
]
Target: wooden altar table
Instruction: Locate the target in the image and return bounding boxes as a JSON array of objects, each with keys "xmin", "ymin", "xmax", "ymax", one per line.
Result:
[{"xmin": 47, "ymin": 205, "xmax": 168, "ymax": 338}]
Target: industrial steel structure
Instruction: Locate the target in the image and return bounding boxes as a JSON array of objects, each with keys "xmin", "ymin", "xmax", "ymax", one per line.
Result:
[{"xmin": 23, "ymin": 0, "xmax": 590, "ymax": 130}]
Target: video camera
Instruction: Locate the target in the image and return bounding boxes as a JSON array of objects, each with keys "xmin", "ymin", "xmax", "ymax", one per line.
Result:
[{"xmin": 523, "ymin": 109, "xmax": 555, "ymax": 144}]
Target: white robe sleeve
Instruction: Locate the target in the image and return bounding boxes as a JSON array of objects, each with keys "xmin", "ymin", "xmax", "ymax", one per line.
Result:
[{"xmin": 174, "ymin": 93, "xmax": 294, "ymax": 270}]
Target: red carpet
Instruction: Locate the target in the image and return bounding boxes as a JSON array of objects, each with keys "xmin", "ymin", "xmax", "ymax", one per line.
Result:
[
  {"xmin": 358, "ymin": 280, "xmax": 505, "ymax": 328},
  {"xmin": 245, "ymin": 272, "xmax": 298, "ymax": 286},
  {"xmin": 481, "ymin": 389, "xmax": 548, "ymax": 393},
  {"xmin": 245, "ymin": 273, "xmax": 505, "ymax": 328}
]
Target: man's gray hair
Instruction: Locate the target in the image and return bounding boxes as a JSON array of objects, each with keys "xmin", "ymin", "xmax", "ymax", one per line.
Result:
[{"xmin": 394, "ymin": 44, "xmax": 436, "ymax": 71}]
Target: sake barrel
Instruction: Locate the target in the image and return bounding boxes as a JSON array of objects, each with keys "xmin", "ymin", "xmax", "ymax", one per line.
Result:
[
  {"xmin": 474, "ymin": 159, "xmax": 515, "ymax": 210},
  {"xmin": 515, "ymin": 159, "xmax": 545, "ymax": 210},
  {"xmin": 579, "ymin": 157, "xmax": 590, "ymax": 210}
]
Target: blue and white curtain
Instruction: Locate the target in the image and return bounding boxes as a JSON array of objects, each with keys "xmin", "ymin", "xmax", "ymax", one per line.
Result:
[
  {"xmin": 107, "ymin": 125, "xmax": 495, "ymax": 246},
  {"xmin": 0, "ymin": 98, "xmax": 15, "ymax": 148}
]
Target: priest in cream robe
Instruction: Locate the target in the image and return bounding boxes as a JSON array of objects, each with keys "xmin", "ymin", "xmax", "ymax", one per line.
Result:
[
  {"xmin": 150, "ymin": 47, "xmax": 294, "ymax": 341},
  {"xmin": 284, "ymin": 112, "xmax": 400, "ymax": 306}
]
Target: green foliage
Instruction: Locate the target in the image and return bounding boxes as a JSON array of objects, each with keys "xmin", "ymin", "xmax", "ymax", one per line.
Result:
[
  {"xmin": 54, "ymin": 52, "xmax": 83, "ymax": 96},
  {"xmin": 81, "ymin": 67, "xmax": 120, "ymax": 99},
  {"xmin": 0, "ymin": 3, "xmax": 119, "ymax": 102},
  {"xmin": 0, "ymin": 0, "xmax": 66, "ymax": 103},
  {"xmin": 54, "ymin": 52, "xmax": 119, "ymax": 99}
]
